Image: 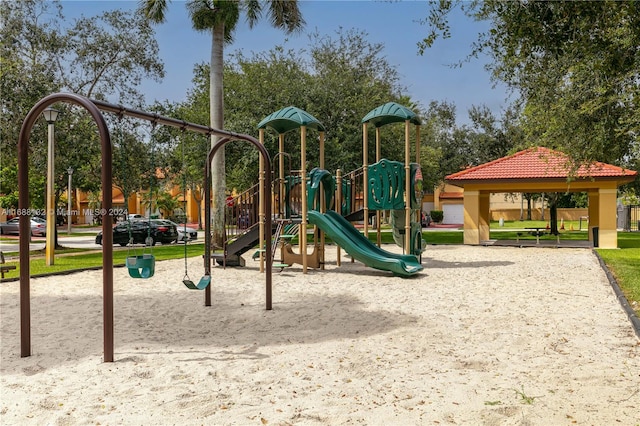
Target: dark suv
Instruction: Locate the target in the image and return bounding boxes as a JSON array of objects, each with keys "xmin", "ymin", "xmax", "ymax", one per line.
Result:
[{"xmin": 95, "ymin": 219, "xmax": 178, "ymax": 246}]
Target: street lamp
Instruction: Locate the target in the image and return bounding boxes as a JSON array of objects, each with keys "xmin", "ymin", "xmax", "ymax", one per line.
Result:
[
  {"xmin": 67, "ymin": 167, "xmax": 74, "ymax": 234},
  {"xmin": 42, "ymin": 107, "xmax": 59, "ymax": 266},
  {"xmin": 42, "ymin": 107, "xmax": 59, "ymax": 124}
]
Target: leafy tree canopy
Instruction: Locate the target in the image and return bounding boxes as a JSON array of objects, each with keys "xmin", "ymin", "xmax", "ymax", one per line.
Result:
[
  {"xmin": 420, "ymin": 0, "xmax": 639, "ymax": 174},
  {"xmin": 0, "ymin": 0, "xmax": 164, "ymax": 210}
]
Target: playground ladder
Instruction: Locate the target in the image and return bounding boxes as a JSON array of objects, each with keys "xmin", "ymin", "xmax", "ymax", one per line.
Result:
[
  {"xmin": 271, "ymin": 219, "xmax": 300, "ymax": 268},
  {"xmin": 271, "ymin": 220, "xmax": 285, "ymax": 260}
]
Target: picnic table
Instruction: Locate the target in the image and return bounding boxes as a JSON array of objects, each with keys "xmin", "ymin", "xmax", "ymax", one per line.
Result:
[{"xmin": 525, "ymin": 227, "xmax": 547, "ymax": 244}]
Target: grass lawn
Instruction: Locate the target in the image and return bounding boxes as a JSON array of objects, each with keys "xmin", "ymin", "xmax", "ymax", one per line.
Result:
[
  {"xmin": 491, "ymin": 219, "xmax": 588, "ymax": 229},
  {"xmin": 1, "ymin": 243, "xmax": 205, "ymax": 278},
  {"xmin": 596, "ymin": 233, "xmax": 640, "ymax": 314}
]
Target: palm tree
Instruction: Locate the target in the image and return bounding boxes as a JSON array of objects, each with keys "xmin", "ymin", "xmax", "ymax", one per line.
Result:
[{"xmin": 139, "ymin": 0, "xmax": 304, "ymax": 247}]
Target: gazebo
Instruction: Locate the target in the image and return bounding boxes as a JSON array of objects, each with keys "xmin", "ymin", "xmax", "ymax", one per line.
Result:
[{"xmin": 446, "ymin": 147, "xmax": 638, "ymax": 248}]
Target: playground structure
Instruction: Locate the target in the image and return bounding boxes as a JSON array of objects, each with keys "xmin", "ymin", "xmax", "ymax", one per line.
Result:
[
  {"xmin": 219, "ymin": 102, "xmax": 425, "ymax": 277},
  {"xmin": 16, "ymin": 93, "xmax": 423, "ymax": 362}
]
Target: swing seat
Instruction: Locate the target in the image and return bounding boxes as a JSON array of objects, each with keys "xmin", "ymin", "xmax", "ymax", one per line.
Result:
[
  {"xmin": 183, "ymin": 274, "xmax": 211, "ymax": 290},
  {"xmin": 126, "ymin": 254, "xmax": 155, "ymax": 279}
]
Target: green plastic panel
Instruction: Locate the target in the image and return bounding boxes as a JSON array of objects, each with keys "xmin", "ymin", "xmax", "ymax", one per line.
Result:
[
  {"xmin": 257, "ymin": 106, "xmax": 325, "ymax": 133},
  {"xmin": 361, "ymin": 102, "xmax": 421, "ymax": 127},
  {"xmin": 307, "ymin": 168, "xmax": 335, "ymax": 211},
  {"xmin": 367, "ymin": 159, "xmax": 405, "ymax": 210}
]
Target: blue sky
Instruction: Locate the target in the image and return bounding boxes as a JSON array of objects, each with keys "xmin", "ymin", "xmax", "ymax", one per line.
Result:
[{"xmin": 61, "ymin": 0, "xmax": 510, "ymax": 125}]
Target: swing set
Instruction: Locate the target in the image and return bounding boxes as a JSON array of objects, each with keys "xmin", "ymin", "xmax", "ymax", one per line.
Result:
[
  {"xmin": 179, "ymin": 130, "xmax": 211, "ymax": 290},
  {"xmin": 115, "ymin": 115, "xmax": 159, "ymax": 280},
  {"xmin": 17, "ymin": 93, "xmax": 273, "ymax": 362},
  {"xmin": 115, "ymin": 115, "xmax": 211, "ymax": 287}
]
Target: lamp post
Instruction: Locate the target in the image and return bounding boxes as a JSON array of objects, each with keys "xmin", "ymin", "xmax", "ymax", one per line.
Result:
[
  {"xmin": 42, "ymin": 107, "xmax": 59, "ymax": 266},
  {"xmin": 67, "ymin": 167, "xmax": 74, "ymax": 234}
]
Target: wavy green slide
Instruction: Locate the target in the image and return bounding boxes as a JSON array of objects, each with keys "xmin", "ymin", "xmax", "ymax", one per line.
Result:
[{"xmin": 307, "ymin": 210, "xmax": 423, "ymax": 277}]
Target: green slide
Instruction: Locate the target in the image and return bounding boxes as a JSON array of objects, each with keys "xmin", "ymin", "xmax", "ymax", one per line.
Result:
[{"xmin": 307, "ymin": 210, "xmax": 423, "ymax": 277}]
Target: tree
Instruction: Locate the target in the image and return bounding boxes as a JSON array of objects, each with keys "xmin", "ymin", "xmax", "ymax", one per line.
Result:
[
  {"xmin": 181, "ymin": 28, "xmax": 414, "ymax": 195},
  {"xmin": 420, "ymin": 1, "xmax": 639, "ymax": 172},
  {"xmin": 1, "ymin": 0, "xmax": 165, "ymax": 217},
  {"xmin": 0, "ymin": 0, "xmax": 62, "ymax": 210},
  {"xmin": 307, "ymin": 28, "xmax": 408, "ymax": 172},
  {"xmin": 155, "ymin": 191, "xmax": 181, "ymax": 219},
  {"xmin": 421, "ymin": 100, "xmax": 470, "ymax": 181},
  {"xmin": 140, "ymin": 0, "xmax": 305, "ymax": 247},
  {"xmin": 466, "ymin": 104, "xmax": 522, "ymax": 165},
  {"xmin": 111, "ymin": 118, "xmax": 157, "ymax": 214},
  {"xmin": 62, "ymin": 9, "xmax": 165, "ymax": 106}
]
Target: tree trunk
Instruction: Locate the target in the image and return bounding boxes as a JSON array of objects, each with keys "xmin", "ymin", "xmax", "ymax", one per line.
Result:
[
  {"xmin": 549, "ymin": 193, "xmax": 559, "ymax": 235},
  {"xmin": 520, "ymin": 193, "xmax": 524, "ymax": 221},
  {"xmin": 526, "ymin": 194, "xmax": 532, "ymax": 220},
  {"xmin": 210, "ymin": 24, "xmax": 226, "ymax": 248}
]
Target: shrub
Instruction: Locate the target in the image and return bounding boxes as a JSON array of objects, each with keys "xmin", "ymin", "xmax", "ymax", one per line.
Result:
[{"xmin": 430, "ymin": 210, "xmax": 444, "ymax": 223}]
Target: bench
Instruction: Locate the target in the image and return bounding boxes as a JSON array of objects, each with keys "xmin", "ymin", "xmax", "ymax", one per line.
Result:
[{"xmin": 0, "ymin": 251, "xmax": 16, "ymax": 279}]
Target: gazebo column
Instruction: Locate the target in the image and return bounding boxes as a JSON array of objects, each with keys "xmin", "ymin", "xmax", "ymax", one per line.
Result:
[
  {"xmin": 589, "ymin": 188, "xmax": 617, "ymax": 248},
  {"xmin": 480, "ymin": 192, "xmax": 491, "ymax": 241},
  {"xmin": 463, "ymin": 190, "xmax": 490, "ymax": 244},
  {"xmin": 587, "ymin": 190, "xmax": 599, "ymax": 246},
  {"xmin": 479, "ymin": 192, "xmax": 490, "ymax": 242}
]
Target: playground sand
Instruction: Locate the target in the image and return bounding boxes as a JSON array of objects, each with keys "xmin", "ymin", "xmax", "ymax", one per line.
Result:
[{"xmin": 1, "ymin": 245, "xmax": 639, "ymax": 425}]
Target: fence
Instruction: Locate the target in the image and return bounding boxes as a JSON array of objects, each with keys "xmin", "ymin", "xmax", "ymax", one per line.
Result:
[{"xmin": 620, "ymin": 204, "xmax": 640, "ymax": 231}]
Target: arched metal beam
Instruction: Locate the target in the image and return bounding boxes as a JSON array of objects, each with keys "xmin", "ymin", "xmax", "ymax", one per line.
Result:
[
  {"xmin": 18, "ymin": 92, "xmax": 115, "ymax": 361},
  {"xmin": 207, "ymin": 137, "xmax": 273, "ymax": 310}
]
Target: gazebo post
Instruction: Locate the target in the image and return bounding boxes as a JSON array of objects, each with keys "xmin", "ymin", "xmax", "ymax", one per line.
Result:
[
  {"xmin": 479, "ymin": 192, "xmax": 491, "ymax": 242},
  {"xmin": 462, "ymin": 190, "xmax": 490, "ymax": 245},
  {"xmin": 589, "ymin": 187, "xmax": 617, "ymax": 248},
  {"xmin": 587, "ymin": 190, "xmax": 599, "ymax": 246}
]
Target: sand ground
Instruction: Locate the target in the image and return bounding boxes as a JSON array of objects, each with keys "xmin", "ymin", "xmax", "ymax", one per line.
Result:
[{"xmin": 1, "ymin": 245, "xmax": 639, "ymax": 425}]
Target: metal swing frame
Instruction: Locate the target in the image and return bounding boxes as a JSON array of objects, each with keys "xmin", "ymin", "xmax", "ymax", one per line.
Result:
[{"xmin": 18, "ymin": 93, "xmax": 273, "ymax": 363}]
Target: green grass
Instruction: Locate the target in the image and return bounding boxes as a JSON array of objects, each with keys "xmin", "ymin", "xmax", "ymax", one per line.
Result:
[
  {"xmin": 491, "ymin": 219, "xmax": 590, "ymax": 232},
  {"xmin": 1, "ymin": 243, "xmax": 205, "ymax": 278},
  {"xmin": 489, "ymin": 229, "xmax": 589, "ymax": 242},
  {"xmin": 596, "ymin": 233, "xmax": 640, "ymax": 310},
  {"xmin": 422, "ymin": 231, "xmax": 464, "ymax": 245}
]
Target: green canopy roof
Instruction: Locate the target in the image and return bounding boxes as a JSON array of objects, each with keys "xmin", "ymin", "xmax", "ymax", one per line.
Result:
[
  {"xmin": 257, "ymin": 106, "xmax": 325, "ymax": 134},
  {"xmin": 361, "ymin": 102, "xmax": 421, "ymax": 127}
]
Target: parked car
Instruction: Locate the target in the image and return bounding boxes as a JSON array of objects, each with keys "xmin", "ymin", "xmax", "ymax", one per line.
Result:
[
  {"xmin": 0, "ymin": 217, "xmax": 47, "ymax": 236},
  {"xmin": 127, "ymin": 214, "xmax": 145, "ymax": 221},
  {"xmin": 95, "ymin": 219, "xmax": 178, "ymax": 246},
  {"xmin": 35, "ymin": 213, "xmax": 65, "ymax": 226},
  {"xmin": 157, "ymin": 220, "xmax": 198, "ymax": 242}
]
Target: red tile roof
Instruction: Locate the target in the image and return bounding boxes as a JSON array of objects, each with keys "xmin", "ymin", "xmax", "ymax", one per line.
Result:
[{"xmin": 446, "ymin": 147, "xmax": 637, "ymax": 182}]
